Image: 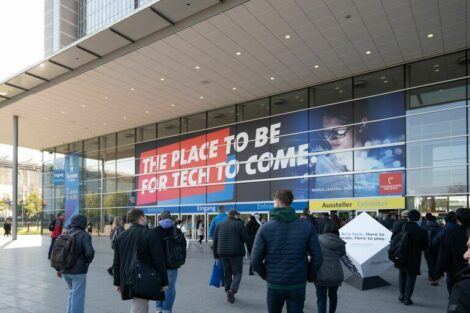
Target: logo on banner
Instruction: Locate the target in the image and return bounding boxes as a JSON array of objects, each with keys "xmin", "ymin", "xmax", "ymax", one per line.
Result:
[{"xmin": 379, "ymin": 172, "xmax": 403, "ymax": 195}]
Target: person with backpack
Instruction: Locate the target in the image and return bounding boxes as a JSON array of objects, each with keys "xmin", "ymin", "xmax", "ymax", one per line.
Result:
[
  {"xmin": 107, "ymin": 217, "xmax": 125, "ymax": 276},
  {"xmin": 209, "ymin": 205, "xmax": 227, "ymax": 240},
  {"xmin": 154, "ymin": 211, "xmax": 186, "ymax": 313},
  {"xmin": 424, "ymin": 215, "xmax": 442, "ymax": 286},
  {"xmin": 48, "ymin": 213, "xmax": 64, "ymax": 259},
  {"xmin": 245, "ymin": 214, "xmax": 261, "ymax": 275},
  {"xmin": 390, "ymin": 209, "xmax": 428, "ymax": 306},
  {"xmin": 447, "ymin": 227, "xmax": 470, "ymax": 313},
  {"xmin": 213, "ymin": 208, "xmax": 250, "ymax": 304},
  {"xmin": 113, "ymin": 208, "xmax": 168, "ymax": 313},
  {"xmin": 52, "ymin": 214, "xmax": 95, "ymax": 313},
  {"xmin": 435, "ymin": 208, "xmax": 470, "ymax": 293}
]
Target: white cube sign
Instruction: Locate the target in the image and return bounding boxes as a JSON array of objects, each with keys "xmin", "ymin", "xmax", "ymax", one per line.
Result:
[{"xmin": 339, "ymin": 212, "xmax": 393, "ymax": 278}]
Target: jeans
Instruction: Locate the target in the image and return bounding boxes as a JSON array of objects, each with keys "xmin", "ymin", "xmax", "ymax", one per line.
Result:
[
  {"xmin": 267, "ymin": 286, "xmax": 306, "ymax": 313},
  {"xmin": 156, "ymin": 269, "xmax": 178, "ymax": 313},
  {"xmin": 398, "ymin": 271, "xmax": 417, "ymax": 301},
  {"xmin": 222, "ymin": 257, "xmax": 243, "ymax": 292},
  {"xmin": 315, "ymin": 286, "xmax": 338, "ymax": 313},
  {"xmin": 131, "ymin": 297, "xmax": 149, "ymax": 313},
  {"xmin": 63, "ymin": 273, "xmax": 87, "ymax": 313},
  {"xmin": 48, "ymin": 237, "xmax": 56, "ymax": 259}
]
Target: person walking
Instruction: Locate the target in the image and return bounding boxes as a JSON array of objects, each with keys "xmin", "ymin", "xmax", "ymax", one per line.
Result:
[
  {"xmin": 251, "ymin": 189, "xmax": 323, "ymax": 313},
  {"xmin": 196, "ymin": 220, "xmax": 205, "ymax": 245},
  {"xmin": 55, "ymin": 214, "xmax": 95, "ymax": 313},
  {"xmin": 107, "ymin": 217, "xmax": 125, "ymax": 276},
  {"xmin": 302, "ymin": 208, "xmax": 317, "ymax": 228},
  {"xmin": 435, "ymin": 208, "xmax": 470, "ymax": 293},
  {"xmin": 48, "ymin": 213, "xmax": 64, "ymax": 259},
  {"xmin": 246, "ymin": 214, "xmax": 261, "ymax": 275},
  {"xmin": 447, "ymin": 227, "xmax": 470, "ymax": 313},
  {"xmin": 213, "ymin": 209, "xmax": 250, "ymax": 304},
  {"xmin": 3, "ymin": 218, "xmax": 11, "ymax": 237},
  {"xmin": 113, "ymin": 208, "xmax": 168, "ymax": 313},
  {"xmin": 424, "ymin": 215, "xmax": 441, "ymax": 286},
  {"xmin": 155, "ymin": 211, "xmax": 186, "ymax": 313},
  {"xmin": 209, "ymin": 205, "xmax": 227, "ymax": 240},
  {"xmin": 392, "ymin": 209, "xmax": 428, "ymax": 306},
  {"xmin": 314, "ymin": 221, "xmax": 346, "ymax": 313}
]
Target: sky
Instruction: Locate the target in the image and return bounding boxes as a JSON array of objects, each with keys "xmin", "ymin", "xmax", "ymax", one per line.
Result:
[
  {"xmin": 0, "ymin": 0, "xmax": 44, "ymax": 163},
  {"xmin": 0, "ymin": 0, "xmax": 44, "ymax": 81}
]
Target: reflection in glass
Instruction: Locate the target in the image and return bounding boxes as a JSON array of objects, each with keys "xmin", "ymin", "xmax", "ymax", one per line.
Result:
[{"xmin": 271, "ymin": 89, "xmax": 308, "ymax": 115}]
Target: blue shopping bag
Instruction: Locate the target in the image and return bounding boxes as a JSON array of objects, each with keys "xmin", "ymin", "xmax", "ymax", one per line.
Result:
[{"xmin": 209, "ymin": 260, "xmax": 224, "ymax": 288}]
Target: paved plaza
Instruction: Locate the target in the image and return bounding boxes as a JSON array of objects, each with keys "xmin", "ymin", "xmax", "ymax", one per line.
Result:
[{"xmin": 0, "ymin": 235, "xmax": 448, "ymax": 313}]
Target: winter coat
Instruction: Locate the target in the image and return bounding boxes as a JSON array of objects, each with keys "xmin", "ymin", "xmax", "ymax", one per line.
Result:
[
  {"xmin": 393, "ymin": 221, "xmax": 428, "ymax": 275},
  {"xmin": 448, "ymin": 265, "xmax": 470, "ymax": 313},
  {"xmin": 431, "ymin": 222, "xmax": 458, "ymax": 250},
  {"xmin": 251, "ymin": 207, "xmax": 323, "ymax": 290},
  {"xmin": 213, "ymin": 217, "xmax": 250, "ymax": 258},
  {"xmin": 61, "ymin": 215, "xmax": 95, "ymax": 275},
  {"xmin": 245, "ymin": 220, "xmax": 260, "ymax": 250},
  {"xmin": 50, "ymin": 218, "xmax": 63, "ymax": 238},
  {"xmin": 209, "ymin": 213, "xmax": 227, "ymax": 239},
  {"xmin": 113, "ymin": 223, "xmax": 168, "ymax": 301},
  {"xmin": 315, "ymin": 233, "xmax": 346, "ymax": 287},
  {"xmin": 435, "ymin": 225, "xmax": 469, "ymax": 281},
  {"xmin": 110, "ymin": 225, "xmax": 125, "ymax": 249},
  {"xmin": 425, "ymin": 221, "xmax": 441, "ymax": 254}
]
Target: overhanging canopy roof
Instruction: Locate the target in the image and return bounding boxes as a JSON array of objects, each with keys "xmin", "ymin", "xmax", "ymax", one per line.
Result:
[{"xmin": 0, "ymin": 0, "xmax": 468, "ymax": 150}]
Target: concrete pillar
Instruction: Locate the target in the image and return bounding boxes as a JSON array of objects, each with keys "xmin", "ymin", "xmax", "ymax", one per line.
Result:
[{"xmin": 12, "ymin": 115, "xmax": 18, "ymax": 240}]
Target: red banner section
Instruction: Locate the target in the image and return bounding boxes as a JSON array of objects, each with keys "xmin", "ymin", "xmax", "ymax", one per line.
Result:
[
  {"xmin": 137, "ymin": 128, "xmax": 230, "ymax": 205},
  {"xmin": 379, "ymin": 172, "xmax": 403, "ymax": 195}
]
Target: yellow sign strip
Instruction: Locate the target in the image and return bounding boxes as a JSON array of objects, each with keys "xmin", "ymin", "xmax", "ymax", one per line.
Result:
[{"xmin": 309, "ymin": 197, "xmax": 405, "ymax": 211}]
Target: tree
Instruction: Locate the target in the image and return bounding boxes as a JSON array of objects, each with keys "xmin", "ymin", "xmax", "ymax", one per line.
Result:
[
  {"xmin": 0, "ymin": 197, "xmax": 9, "ymax": 217},
  {"xmin": 24, "ymin": 192, "xmax": 43, "ymax": 221}
]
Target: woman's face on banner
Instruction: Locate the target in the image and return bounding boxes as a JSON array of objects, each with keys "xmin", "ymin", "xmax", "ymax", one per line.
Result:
[{"xmin": 321, "ymin": 116, "xmax": 353, "ymax": 150}]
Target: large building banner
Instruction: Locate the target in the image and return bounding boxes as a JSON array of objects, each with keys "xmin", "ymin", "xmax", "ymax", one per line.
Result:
[
  {"xmin": 135, "ymin": 93, "xmax": 406, "ymax": 207},
  {"xmin": 64, "ymin": 152, "xmax": 80, "ymax": 226}
]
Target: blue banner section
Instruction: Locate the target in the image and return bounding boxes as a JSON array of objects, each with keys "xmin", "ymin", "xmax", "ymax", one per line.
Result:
[
  {"xmin": 53, "ymin": 157, "xmax": 65, "ymax": 185},
  {"xmin": 64, "ymin": 153, "xmax": 80, "ymax": 226}
]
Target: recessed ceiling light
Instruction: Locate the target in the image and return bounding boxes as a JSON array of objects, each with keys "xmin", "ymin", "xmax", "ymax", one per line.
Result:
[
  {"xmin": 383, "ymin": 80, "xmax": 389, "ymax": 84},
  {"xmin": 365, "ymin": 50, "xmax": 372, "ymax": 55},
  {"xmin": 195, "ymin": 66, "xmax": 200, "ymax": 70},
  {"xmin": 433, "ymin": 64, "xmax": 440, "ymax": 68},
  {"xmin": 160, "ymin": 78, "xmax": 165, "ymax": 81},
  {"xmin": 61, "ymin": 111, "xmax": 66, "ymax": 114},
  {"xmin": 380, "ymin": 76, "xmax": 386, "ymax": 80},
  {"xmin": 199, "ymin": 96, "xmax": 204, "ymax": 99},
  {"xmin": 338, "ymin": 90, "xmax": 344, "ymax": 94},
  {"xmin": 0, "ymin": 91, "xmax": 7, "ymax": 96},
  {"xmin": 145, "ymin": 110, "xmax": 150, "ymax": 114},
  {"xmin": 435, "ymin": 69, "xmax": 440, "ymax": 72},
  {"xmin": 81, "ymin": 104, "xmax": 86, "ymax": 108},
  {"xmin": 314, "ymin": 65, "xmax": 319, "ymax": 69},
  {"xmin": 42, "ymin": 117, "xmax": 48, "ymax": 120},
  {"xmin": 232, "ymin": 87, "xmax": 237, "ymax": 90},
  {"xmin": 67, "ymin": 131, "xmax": 71, "ymax": 135},
  {"xmin": 40, "ymin": 63, "xmax": 45, "ymax": 68},
  {"xmin": 236, "ymin": 51, "xmax": 242, "ymax": 56},
  {"xmin": 334, "ymin": 86, "xmax": 340, "ymax": 90},
  {"xmin": 284, "ymin": 34, "xmax": 291, "ymax": 39},
  {"xmin": 170, "ymin": 104, "xmax": 175, "ymax": 107},
  {"xmin": 102, "ymin": 122, "xmax": 107, "ymax": 125},
  {"xmin": 269, "ymin": 77, "xmax": 275, "ymax": 81},
  {"xmin": 122, "ymin": 116, "xmax": 127, "ymax": 120},
  {"xmin": 104, "ymin": 96, "xmax": 109, "ymax": 100},
  {"xmin": 130, "ymin": 88, "xmax": 135, "ymax": 91},
  {"xmin": 427, "ymin": 33, "xmax": 434, "ymax": 38}
]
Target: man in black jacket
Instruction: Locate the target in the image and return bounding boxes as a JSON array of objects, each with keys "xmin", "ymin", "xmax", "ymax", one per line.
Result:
[
  {"xmin": 56, "ymin": 214, "xmax": 94, "ymax": 313},
  {"xmin": 394, "ymin": 209, "xmax": 428, "ymax": 306},
  {"xmin": 113, "ymin": 209, "xmax": 168, "ymax": 313},
  {"xmin": 435, "ymin": 208, "xmax": 470, "ymax": 292},
  {"xmin": 447, "ymin": 227, "xmax": 470, "ymax": 313},
  {"xmin": 213, "ymin": 208, "xmax": 250, "ymax": 304}
]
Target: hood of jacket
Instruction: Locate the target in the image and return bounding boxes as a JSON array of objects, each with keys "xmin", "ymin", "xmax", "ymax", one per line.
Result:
[
  {"xmin": 318, "ymin": 233, "xmax": 346, "ymax": 251},
  {"xmin": 70, "ymin": 215, "xmax": 87, "ymax": 230},
  {"xmin": 270, "ymin": 207, "xmax": 297, "ymax": 223}
]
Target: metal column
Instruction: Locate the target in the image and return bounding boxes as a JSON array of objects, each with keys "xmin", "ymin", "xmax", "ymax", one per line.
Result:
[{"xmin": 12, "ymin": 115, "xmax": 18, "ymax": 240}]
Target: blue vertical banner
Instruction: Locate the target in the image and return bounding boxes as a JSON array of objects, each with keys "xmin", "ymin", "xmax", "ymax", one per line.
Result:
[
  {"xmin": 53, "ymin": 157, "xmax": 65, "ymax": 185},
  {"xmin": 64, "ymin": 153, "xmax": 80, "ymax": 226}
]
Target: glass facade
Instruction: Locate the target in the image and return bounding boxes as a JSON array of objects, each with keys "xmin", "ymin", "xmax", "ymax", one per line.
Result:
[{"xmin": 42, "ymin": 49, "xmax": 470, "ymax": 233}]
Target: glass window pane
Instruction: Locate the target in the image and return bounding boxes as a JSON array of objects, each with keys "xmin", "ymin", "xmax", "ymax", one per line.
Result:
[
  {"xmin": 181, "ymin": 113, "xmax": 206, "ymax": 133},
  {"xmin": 158, "ymin": 118, "xmax": 180, "ymax": 138},
  {"xmin": 101, "ymin": 148, "xmax": 116, "ymax": 178},
  {"xmin": 101, "ymin": 134, "xmax": 116, "ymax": 150},
  {"xmin": 407, "ymin": 80, "xmax": 466, "ymax": 109},
  {"xmin": 237, "ymin": 98, "xmax": 269, "ymax": 121},
  {"xmin": 406, "ymin": 51, "xmax": 467, "ymax": 87},
  {"xmin": 407, "ymin": 166, "xmax": 467, "ymax": 195},
  {"xmin": 83, "ymin": 138, "xmax": 99, "ymax": 153},
  {"xmin": 69, "ymin": 141, "xmax": 82, "ymax": 153},
  {"xmin": 312, "ymin": 78, "xmax": 352, "ymax": 107},
  {"xmin": 407, "ymin": 138, "xmax": 467, "ymax": 168},
  {"xmin": 117, "ymin": 129, "xmax": 135, "ymax": 146},
  {"xmin": 208, "ymin": 105, "xmax": 235, "ymax": 128},
  {"xmin": 271, "ymin": 89, "xmax": 308, "ymax": 115},
  {"xmin": 56, "ymin": 144, "xmax": 69, "ymax": 154},
  {"xmin": 138, "ymin": 124, "xmax": 156, "ymax": 142},
  {"xmin": 354, "ymin": 66, "xmax": 404, "ymax": 98}
]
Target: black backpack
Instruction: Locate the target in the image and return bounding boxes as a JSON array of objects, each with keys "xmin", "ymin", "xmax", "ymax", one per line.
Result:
[
  {"xmin": 163, "ymin": 227, "xmax": 187, "ymax": 269},
  {"xmin": 388, "ymin": 223, "xmax": 411, "ymax": 266},
  {"xmin": 51, "ymin": 229, "xmax": 81, "ymax": 271},
  {"xmin": 48, "ymin": 220, "xmax": 55, "ymax": 232}
]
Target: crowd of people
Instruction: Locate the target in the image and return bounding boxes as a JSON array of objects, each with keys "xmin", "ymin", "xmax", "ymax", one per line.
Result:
[{"xmin": 44, "ymin": 189, "xmax": 470, "ymax": 313}]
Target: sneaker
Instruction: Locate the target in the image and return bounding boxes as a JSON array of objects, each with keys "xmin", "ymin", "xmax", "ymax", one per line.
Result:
[
  {"xmin": 404, "ymin": 299, "xmax": 413, "ymax": 305},
  {"xmin": 227, "ymin": 290, "xmax": 235, "ymax": 304},
  {"xmin": 107, "ymin": 268, "xmax": 113, "ymax": 277},
  {"xmin": 398, "ymin": 295, "xmax": 404, "ymax": 302}
]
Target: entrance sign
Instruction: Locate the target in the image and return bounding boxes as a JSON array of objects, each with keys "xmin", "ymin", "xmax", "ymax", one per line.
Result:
[
  {"xmin": 339, "ymin": 212, "xmax": 393, "ymax": 289},
  {"xmin": 310, "ymin": 196, "xmax": 404, "ymax": 211}
]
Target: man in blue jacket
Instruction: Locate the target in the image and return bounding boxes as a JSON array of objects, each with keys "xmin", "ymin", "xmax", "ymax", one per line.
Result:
[
  {"xmin": 209, "ymin": 205, "xmax": 227, "ymax": 240},
  {"xmin": 251, "ymin": 189, "xmax": 323, "ymax": 313}
]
